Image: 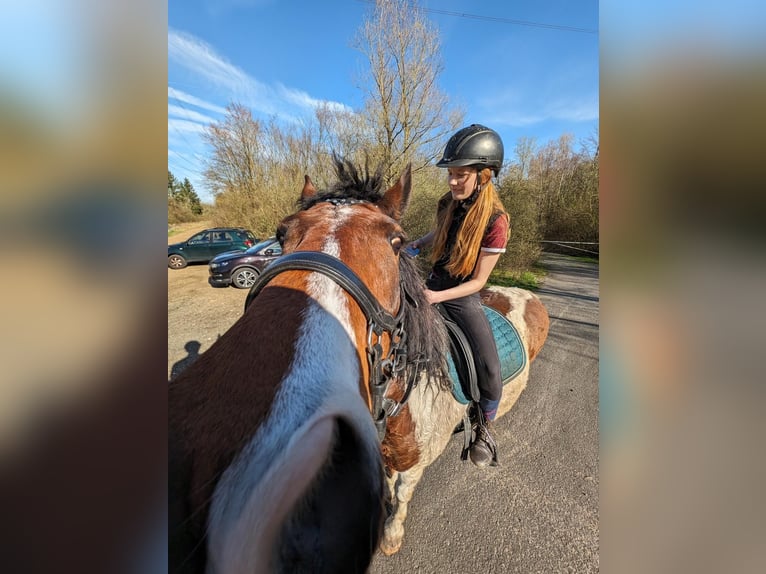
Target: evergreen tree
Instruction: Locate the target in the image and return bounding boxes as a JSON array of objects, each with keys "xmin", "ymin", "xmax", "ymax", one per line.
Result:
[
  {"xmin": 178, "ymin": 178, "xmax": 203, "ymax": 215},
  {"xmin": 168, "ymin": 169, "xmax": 203, "ymax": 221},
  {"xmin": 168, "ymin": 170, "xmax": 179, "ymax": 198}
]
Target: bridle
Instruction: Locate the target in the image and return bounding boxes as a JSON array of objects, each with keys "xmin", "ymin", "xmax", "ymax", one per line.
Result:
[{"xmin": 244, "ymin": 250, "xmax": 415, "ymax": 441}]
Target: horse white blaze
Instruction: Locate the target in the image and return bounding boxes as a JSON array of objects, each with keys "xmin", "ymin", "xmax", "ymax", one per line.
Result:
[{"xmin": 208, "ymin": 210, "xmax": 380, "ymax": 572}]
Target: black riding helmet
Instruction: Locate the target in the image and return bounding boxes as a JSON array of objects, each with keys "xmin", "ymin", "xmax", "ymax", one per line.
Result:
[{"xmin": 436, "ymin": 124, "xmax": 504, "ymax": 176}]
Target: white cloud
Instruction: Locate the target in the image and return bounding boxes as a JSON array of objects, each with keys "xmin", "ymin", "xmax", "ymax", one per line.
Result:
[
  {"xmin": 168, "ymin": 28, "xmax": 352, "ymax": 120},
  {"xmin": 480, "ymin": 89, "xmax": 598, "ymax": 127},
  {"xmin": 277, "ymin": 83, "xmax": 353, "ymax": 114},
  {"xmin": 492, "ymin": 111, "xmax": 546, "ymax": 127},
  {"xmin": 168, "ymin": 29, "xmax": 252, "ymax": 95},
  {"xmin": 543, "ymin": 97, "xmax": 599, "ymax": 123},
  {"xmin": 168, "ymin": 87, "xmax": 227, "ymax": 115},
  {"xmin": 477, "ymin": 55, "xmax": 599, "ymax": 128},
  {"xmin": 168, "ymin": 104, "xmax": 216, "ymax": 125},
  {"xmin": 168, "ymin": 117, "xmax": 209, "ymax": 135}
]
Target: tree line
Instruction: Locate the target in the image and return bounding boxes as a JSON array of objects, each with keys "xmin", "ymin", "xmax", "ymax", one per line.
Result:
[
  {"xmin": 168, "ymin": 170, "xmax": 203, "ymax": 223},
  {"xmin": 169, "ymin": 0, "xmax": 598, "ymax": 270}
]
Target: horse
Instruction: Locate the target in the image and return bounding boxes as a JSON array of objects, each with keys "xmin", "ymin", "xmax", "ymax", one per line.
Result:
[{"xmin": 168, "ymin": 157, "xmax": 550, "ymax": 573}]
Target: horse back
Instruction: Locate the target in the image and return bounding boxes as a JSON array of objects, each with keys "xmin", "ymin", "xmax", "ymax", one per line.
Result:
[{"xmin": 480, "ymin": 287, "xmax": 550, "ymax": 361}]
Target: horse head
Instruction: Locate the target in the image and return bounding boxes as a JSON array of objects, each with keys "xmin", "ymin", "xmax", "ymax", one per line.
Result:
[{"xmin": 169, "ymin": 157, "xmax": 418, "ymax": 574}]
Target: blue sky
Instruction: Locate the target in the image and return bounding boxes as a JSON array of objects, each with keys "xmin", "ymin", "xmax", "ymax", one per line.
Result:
[{"xmin": 169, "ymin": 0, "xmax": 599, "ymax": 202}]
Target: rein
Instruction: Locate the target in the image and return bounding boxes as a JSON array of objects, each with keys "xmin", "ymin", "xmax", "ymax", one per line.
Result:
[{"xmin": 244, "ymin": 250, "xmax": 413, "ymax": 441}]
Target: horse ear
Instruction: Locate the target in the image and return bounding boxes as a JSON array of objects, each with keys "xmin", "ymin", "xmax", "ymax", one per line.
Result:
[
  {"xmin": 301, "ymin": 175, "xmax": 317, "ymax": 200},
  {"xmin": 379, "ymin": 163, "xmax": 411, "ymax": 221}
]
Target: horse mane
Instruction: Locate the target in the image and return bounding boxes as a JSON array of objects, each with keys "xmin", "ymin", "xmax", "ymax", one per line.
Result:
[
  {"xmin": 299, "ymin": 155, "xmax": 385, "ymax": 210},
  {"xmin": 300, "ymin": 155, "xmax": 451, "ymax": 391}
]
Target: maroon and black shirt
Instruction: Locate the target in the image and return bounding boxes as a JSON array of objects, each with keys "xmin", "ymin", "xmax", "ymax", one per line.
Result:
[{"xmin": 430, "ymin": 192, "xmax": 508, "ymax": 288}]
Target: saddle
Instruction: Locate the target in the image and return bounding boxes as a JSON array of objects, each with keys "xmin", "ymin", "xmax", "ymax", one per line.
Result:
[{"xmin": 437, "ymin": 304, "xmax": 528, "ymax": 405}]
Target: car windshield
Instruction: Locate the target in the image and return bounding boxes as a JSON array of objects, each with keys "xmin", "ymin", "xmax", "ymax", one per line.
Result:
[{"xmin": 245, "ymin": 238, "xmax": 276, "ymax": 253}]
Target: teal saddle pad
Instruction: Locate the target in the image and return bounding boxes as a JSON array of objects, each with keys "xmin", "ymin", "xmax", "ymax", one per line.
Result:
[{"xmin": 447, "ymin": 305, "xmax": 527, "ymax": 405}]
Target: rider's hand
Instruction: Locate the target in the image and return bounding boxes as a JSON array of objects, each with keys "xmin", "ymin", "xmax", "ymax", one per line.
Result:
[{"xmin": 424, "ymin": 289, "xmax": 441, "ymax": 305}]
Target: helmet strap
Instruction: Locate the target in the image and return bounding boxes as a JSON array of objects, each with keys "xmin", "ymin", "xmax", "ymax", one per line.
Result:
[{"xmin": 475, "ymin": 167, "xmax": 487, "ymax": 191}]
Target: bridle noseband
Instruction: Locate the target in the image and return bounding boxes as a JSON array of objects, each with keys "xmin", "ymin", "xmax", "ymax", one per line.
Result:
[{"xmin": 244, "ymin": 250, "xmax": 413, "ymax": 441}]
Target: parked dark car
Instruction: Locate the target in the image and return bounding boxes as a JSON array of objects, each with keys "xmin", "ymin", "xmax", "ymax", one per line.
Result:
[
  {"xmin": 168, "ymin": 227, "xmax": 256, "ymax": 269},
  {"xmin": 208, "ymin": 237, "xmax": 283, "ymax": 288}
]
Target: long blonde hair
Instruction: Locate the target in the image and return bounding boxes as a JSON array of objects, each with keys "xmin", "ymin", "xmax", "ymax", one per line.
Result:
[{"xmin": 430, "ymin": 168, "xmax": 509, "ymax": 278}]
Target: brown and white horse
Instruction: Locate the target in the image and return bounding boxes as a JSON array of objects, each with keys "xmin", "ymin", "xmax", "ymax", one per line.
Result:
[{"xmin": 169, "ymin": 158, "xmax": 550, "ymax": 573}]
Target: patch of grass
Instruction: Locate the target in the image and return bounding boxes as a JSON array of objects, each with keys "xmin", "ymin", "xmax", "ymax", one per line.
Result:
[{"xmin": 489, "ymin": 265, "xmax": 547, "ymax": 290}]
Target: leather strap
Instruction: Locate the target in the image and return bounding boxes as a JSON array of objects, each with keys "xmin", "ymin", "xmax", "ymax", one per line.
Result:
[{"xmin": 244, "ymin": 251, "xmax": 404, "ymax": 333}]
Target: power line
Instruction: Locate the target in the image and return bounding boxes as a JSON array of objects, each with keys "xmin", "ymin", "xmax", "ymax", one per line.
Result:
[
  {"xmin": 356, "ymin": 1, "xmax": 597, "ymax": 35},
  {"xmin": 168, "ymin": 154, "xmax": 204, "ymax": 176}
]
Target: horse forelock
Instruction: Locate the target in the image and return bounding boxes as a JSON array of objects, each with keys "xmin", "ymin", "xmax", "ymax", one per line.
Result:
[{"xmin": 299, "ymin": 156, "xmax": 385, "ymax": 211}]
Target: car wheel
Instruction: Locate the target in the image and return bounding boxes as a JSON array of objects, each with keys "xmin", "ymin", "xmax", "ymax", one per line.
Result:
[
  {"xmin": 232, "ymin": 267, "xmax": 258, "ymax": 289},
  {"xmin": 168, "ymin": 254, "xmax": 187, "ymax": 269}
]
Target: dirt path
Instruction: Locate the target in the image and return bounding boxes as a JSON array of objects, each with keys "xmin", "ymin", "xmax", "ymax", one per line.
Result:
[
  {"xmin": 167, "ymin": 221, "xmax": 249, "ymax": 380},
  {"xmin": 167, "ymin": 221, "xmax": 211, "ymax": 245}
]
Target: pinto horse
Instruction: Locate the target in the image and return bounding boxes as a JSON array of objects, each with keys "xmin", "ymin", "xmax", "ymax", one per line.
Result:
[{"xmin": 169, "ymin": 158, "xmax": 550, "ymax": 573}]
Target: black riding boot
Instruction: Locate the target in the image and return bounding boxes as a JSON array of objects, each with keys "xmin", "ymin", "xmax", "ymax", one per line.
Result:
[{"xmin": 469, "ymin": 408, "xmax": 498, "ymax": 468}]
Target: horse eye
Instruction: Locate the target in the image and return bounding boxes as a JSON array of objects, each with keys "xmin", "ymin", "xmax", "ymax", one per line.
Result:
[{"xmin": 391, "ymin": 236, "xmax": 404, "ymax": 254}]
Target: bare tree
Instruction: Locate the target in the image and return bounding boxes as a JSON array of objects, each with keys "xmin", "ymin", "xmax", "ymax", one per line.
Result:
[
  {"xmin": 354, "ymin": 0, "xmax": 463, "ymax": 182},
  {"xmin": 202, "ymin": 103, "xmax": 264, "ymax": 202},
  {"xmin": 511, "ymin": 136, "xmax": 538, "ymax": 182},
  {"xmin": 202, "ymin": 104, "xmax": 300, "ymax": 236},
  {"xmin": 524, "ymin": 133, "xmax": 599, "ymax": 243},
  {"xmin": 310, "ymin": 103, "xmax": 370, "ymax": 181}
]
